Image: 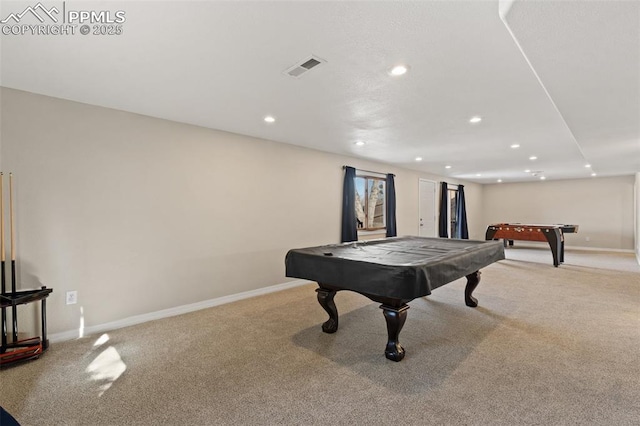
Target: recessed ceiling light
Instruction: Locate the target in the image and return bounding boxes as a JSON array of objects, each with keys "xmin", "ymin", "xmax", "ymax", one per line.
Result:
[
  {"xmin": 529, "ymin": 156, "xmax": 537, "ymax": 160},
  {"xmin": 264, "ymin": 116, "xmax": 276, "ymax": 123},
  {"xmin": 585, "ymin": 164, "xmax": 591, "ymax": 168},
  {"xmin": 445, "ymin": 165, "xmax": 452, "ymax": 169},
  {"xmin": 540, "ymin": 176, "xmax": 546, "ymax": 180},
  {"xmin": 469, "ymin": 116, "xmax": 482, "ymax": 124},
  {"xmin": 524, "ymin": 169, "xmax": 531, "ymax": 173},
  {"xmin": 415, "ymin": 157, "xmax": 423, "ymax": 162},
  {"xmin": 497, "ymin": 179, "xmax": 502, "ymax": 183},
  {"xmin": 355, "ymin": 141, "xmax": 365, "ymax": 146},
  {"xmin": 591, "ymin": 173, "xmax": 597, "ymax": 177},
  {"xmin": 389, "ymin": 65, "xmax": 408, "ymax": 76},
  {"xmin": 510, "ymin": 144, "xmax": 520, "ymax": 149}
]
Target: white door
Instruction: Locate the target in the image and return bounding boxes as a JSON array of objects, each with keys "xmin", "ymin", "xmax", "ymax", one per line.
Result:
[{"xmin": 419, "ymin": 179, "xmax": 437, "ymax": 237}]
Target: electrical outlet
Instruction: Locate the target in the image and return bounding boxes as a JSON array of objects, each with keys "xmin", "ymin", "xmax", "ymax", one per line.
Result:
[
  {"xmin": 66, "ymin": 291, "xmax": 78, "ymax": 305},
  {"xmin": 585, "ymin": 236, "xmax": 590, "ymax": 242}
]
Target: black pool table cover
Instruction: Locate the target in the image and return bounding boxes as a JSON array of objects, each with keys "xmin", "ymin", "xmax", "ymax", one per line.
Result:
[{"xmin": 285, "ymin": 236, "xmax": 505, "ymax": 300}]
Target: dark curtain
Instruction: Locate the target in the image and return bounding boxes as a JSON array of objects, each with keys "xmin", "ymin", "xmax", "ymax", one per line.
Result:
[
  {"xmin": 341, "ymin": 166, "xmax": 358, "ymax": 243},
  {"xmin": 0, "ymin": 407, "xmax": 20, "ymax": 426},
  {"xmin": 385, "ymin": 174, "xmax": 397, "ymax": 237},
  {"xmin": 438, "ymin": 181, "xmax": 448, "ymax": 237},
  {"xmin": 455, "ymin": 184, "xmax": 469, "ymax": 239}
]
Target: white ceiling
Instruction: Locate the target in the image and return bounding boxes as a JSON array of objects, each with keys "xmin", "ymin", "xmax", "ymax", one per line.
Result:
[{"xmin": 1, "ymin": 0, "xmax": 638, "ymax": 183}]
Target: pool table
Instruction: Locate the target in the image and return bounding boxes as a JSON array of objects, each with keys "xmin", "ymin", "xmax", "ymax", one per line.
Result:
[{"xmin": 285, "ymin": 236, "xmax": 505, "ymax": 361}]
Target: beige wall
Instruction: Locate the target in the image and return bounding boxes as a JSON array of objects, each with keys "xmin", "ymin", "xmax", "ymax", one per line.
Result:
[
  {"xmin": 0, "ymin": 88, "xmax": 483, "ymax": 335},
  {"xmin": 482, "ymin": 176, "xmax": 636, "ymax": 250}
]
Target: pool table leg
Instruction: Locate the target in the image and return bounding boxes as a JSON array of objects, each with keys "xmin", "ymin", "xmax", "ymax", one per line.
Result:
[
  {"xmin": 543, "ymin": 229, "xmax": 562, "ymax": 267},
  {"xmin": 464, "ymin": 270, "xmax": 481, "ymax": 307},
  {"xmin": 381, "ymin": 304, "xmax": 409, "ymax": 362},
  {"xmin": 316, "ymin": 287, "xmax": 339, "ymax": 333}
]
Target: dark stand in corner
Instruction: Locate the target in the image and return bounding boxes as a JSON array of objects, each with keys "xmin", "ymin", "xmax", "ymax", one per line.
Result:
[
  {"xmin": 0, "ymin": 172, "xmax": 53, "ymax": 367},
  {"xmin": 0, "ymin": 287, "xmax": 53, "ymax": 367}
]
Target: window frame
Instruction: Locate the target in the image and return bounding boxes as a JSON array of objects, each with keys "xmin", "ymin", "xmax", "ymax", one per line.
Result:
[
  {"xmin": 355, "ymin": 174, "xmax": 387, "ymax": 232},
  {"xmin": 447, "ymin": 185, "xmax": 459, "ymax": 238}
]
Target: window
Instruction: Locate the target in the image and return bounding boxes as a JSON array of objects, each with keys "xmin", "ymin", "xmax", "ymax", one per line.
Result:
[
  {"xmin": 449, "ymin": 187, "xmax": 458, "ymax": 238},
  {"xmin": 355, "ymin": 175, "xmax": 386, "ymax": 231}
]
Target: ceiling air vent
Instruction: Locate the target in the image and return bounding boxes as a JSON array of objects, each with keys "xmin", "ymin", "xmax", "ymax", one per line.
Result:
[{"xmin": 284, "ymin": 55, "xmax": 326, "ymax": 78}]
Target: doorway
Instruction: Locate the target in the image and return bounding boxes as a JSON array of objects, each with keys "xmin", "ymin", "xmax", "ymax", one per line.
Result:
[{"xmin": 419, "ymin": 179, "xmax": 437, "ymax": 237}]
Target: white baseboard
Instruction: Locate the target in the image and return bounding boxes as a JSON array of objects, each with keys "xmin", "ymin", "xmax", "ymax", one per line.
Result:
[
  {"xmin": 506, "ymin": 242, "xmax": 634, "ymax": 254},
  {"xmin": 49, "ymin": 279, "xmax": 312, "ymax": 343},
  {"xmin": 566, "ymin": 246, "xmax": 634, "ymax": 253}
]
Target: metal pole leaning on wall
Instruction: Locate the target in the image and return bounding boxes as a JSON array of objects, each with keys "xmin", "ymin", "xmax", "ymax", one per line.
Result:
[
  {"xmin": 9, "ymin": 173, "xmax": 18, "ymax": 342},
  {"xmin": 0, "ymin": 173, "xmax": 6, "ymax": 350}
]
